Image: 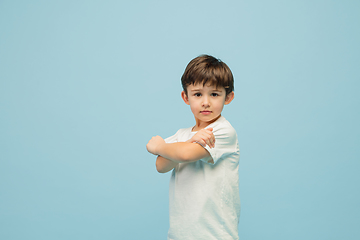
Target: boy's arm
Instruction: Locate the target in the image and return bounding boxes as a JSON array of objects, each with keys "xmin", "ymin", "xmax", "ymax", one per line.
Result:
[
  {"xmin": 156, "ymin": 155, "xmax": 178, "ymax": 173},
  {"xmin": 147, "ymin": 136, "xmax": 211, "ymax": 163}
]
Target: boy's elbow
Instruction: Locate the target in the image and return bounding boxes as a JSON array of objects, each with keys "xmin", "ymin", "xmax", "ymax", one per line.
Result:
[
  {"xmin": 157, "ymin": 169, "xmax": 168, "ymax": 173},
  {"xmin": 156, "ymin": 162, "xmax": 167, "ymax": 173},
  {"xmin": 155, "ymin": 158, "xmax": 172, "ymax": 173}
]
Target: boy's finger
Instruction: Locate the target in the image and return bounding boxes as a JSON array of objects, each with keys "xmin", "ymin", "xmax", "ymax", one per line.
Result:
[
  {"xmin": 196, "ymin": 140, "xmax": 206, "ymax": 147},
  {"xmin": 205, "ymin": 139, "xmax": 213, "ymax": 148},
  {"xmin": 205, "ymin": 129, "xmax": 213, "ymax": 135},
  {"xmin": 211, "ymin": 136, "xmax": 215, "ymax": 148},
  {"xmin": 204, "ymin": 139, "xmax": 210, "ymax": 148},
  {"xmin": 208, "ymin": 138, "xmax": 212, "ymax": 147}
]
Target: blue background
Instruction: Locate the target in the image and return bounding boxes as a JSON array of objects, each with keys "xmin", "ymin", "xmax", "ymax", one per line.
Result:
[{"xmin": 1, "ymin": 0, "xmax": 359, "ymax": 239}]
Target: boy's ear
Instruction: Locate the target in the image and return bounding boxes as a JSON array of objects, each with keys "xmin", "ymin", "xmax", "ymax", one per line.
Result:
[
  {"xmin": 225, "ymin": 91, "xmax": 234, "ymax": 105},
  {"xmin": 181, "ymin": 91, "xmax": 190, "ymax": 105}
]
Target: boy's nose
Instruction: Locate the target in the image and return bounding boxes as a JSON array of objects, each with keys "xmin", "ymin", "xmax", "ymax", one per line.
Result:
[{"xmin": 202, "ymin": 97, "xmax": 210, "ymax": 107}]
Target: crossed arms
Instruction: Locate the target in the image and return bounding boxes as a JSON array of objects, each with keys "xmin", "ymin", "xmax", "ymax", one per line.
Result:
[{"xmin": 146, "ymin": 128, "xmax": 215, "ymax": 173}]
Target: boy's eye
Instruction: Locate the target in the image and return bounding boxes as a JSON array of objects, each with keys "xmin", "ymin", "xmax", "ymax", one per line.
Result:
[
  {"xmin": 194, "ymin": 93, "xmax": 202, "ymax": 97},
  {"xmin": 211, "ymin": 93, "xmax": 219, "ymax": 97}
]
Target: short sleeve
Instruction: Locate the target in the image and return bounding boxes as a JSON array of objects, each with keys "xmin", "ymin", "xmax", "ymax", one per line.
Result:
[
  {"xmin": 164, "ymin": 129, "xmax": 180, "ymax": 144},
  {"xmin": 201, "ymin": 122, "xmax": 238, "ymax": 165}
]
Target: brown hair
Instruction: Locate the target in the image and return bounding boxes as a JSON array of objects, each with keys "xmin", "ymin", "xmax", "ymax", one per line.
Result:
[{"xmin": 181, "ymin": 55, "xmax": 234, "ymax": 96}]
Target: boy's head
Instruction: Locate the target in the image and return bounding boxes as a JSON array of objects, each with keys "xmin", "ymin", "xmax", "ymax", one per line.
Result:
[
  {"xmin": 181, "ymin": 55, "xmax": 235, "ymax": 128},
  {"xmin": 181, "ymin": 55, "xmax": 234, "ymax": 96}
]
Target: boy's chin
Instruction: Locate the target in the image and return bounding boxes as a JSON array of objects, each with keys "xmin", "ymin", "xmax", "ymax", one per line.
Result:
[{"xmin": 196, "ymin": 114, "xmax": 221, "ymax": 123}]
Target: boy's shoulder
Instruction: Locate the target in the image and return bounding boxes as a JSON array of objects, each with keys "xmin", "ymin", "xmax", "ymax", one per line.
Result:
[{"xmin": 209, "ymin": 116, "xmax": 237, "ymax": 137}]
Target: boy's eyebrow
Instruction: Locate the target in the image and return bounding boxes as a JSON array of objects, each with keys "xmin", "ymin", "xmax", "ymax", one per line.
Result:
[{"xmin": 189, "ymin": 88, "xmax": 223, "ymax": 92}]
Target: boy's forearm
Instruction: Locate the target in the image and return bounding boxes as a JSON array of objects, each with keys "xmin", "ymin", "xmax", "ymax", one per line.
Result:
[
  {"xmin": 156, "ymin": 156, "xmax": 178, "ymax": 173},
  {"xmin": 156, "ymin": 142, "xmax": 209, "ymax": 163}
]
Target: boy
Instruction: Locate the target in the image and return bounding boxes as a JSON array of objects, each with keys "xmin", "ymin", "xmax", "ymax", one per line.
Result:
[{"xmin": 146, "ymin": 55, "xmax": 240, "ymax": 240}]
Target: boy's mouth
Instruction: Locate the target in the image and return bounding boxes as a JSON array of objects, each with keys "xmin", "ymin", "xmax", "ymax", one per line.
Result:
[{"xmin": 200, "ymin": 110, "xmax": 212, "ymax": 115}]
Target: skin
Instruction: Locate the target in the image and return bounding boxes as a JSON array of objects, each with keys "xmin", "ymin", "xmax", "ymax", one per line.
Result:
[
  {"xmin": 146, "ymin": 83, "xmax": 234, "ymax": 173},
  {"xmin": 181, "ymin": 83, "xmax": 234, "ymax": 131}
]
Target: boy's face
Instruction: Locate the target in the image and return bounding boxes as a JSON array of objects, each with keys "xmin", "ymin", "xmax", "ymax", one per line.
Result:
[{"xmin": 181, "ymin": 83, "xmax": 234, "ymax": 129}]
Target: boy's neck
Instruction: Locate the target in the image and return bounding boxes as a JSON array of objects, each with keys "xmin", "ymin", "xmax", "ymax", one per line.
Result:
[{"xmin": 192, "ymin": 115, "xmax": 222, "ymax": 132}]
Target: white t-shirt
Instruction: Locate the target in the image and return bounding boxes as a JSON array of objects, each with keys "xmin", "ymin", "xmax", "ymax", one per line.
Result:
[{"xmin": 165, "ymin": 116, "xmax": 240, "ymax": 240}]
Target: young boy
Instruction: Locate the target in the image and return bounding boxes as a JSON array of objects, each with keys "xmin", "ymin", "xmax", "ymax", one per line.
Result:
[{"xmin": 146, "ymin": 55, "xmax": 240, "ymax": 240}]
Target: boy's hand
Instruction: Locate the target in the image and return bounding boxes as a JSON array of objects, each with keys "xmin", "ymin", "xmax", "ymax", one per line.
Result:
[
  {"xmin": 146, "ymin": 135, "xmax": 165, "ymax": 155},
  {"xmin": 187, "ymin": 127, "xmax": 215, "ymax": 148}
]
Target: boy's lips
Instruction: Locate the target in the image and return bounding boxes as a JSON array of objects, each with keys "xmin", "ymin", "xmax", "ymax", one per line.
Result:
[{"xmin": 200, "ymin": 110, "xmax": 212, "ymax": 115}]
